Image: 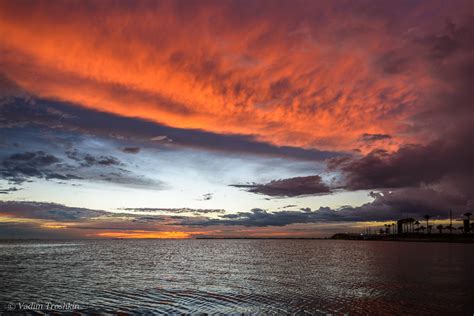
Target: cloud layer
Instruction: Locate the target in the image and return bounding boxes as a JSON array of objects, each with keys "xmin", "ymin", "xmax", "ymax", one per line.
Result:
[
  {"xmin": 0, "ymin": 1, "xmax": 472, "ymax": 238},
  {"xmin": 1, "ymin": 1, "xmax": 471, "ymax": 151},
  {"xmin": 0, "ymin": 94, "xmax": 339, "ymax": 161},
  {"xmin": 0, "ymin": 200, "xmax": 107, "ymax": 221},
  {"xmin": 187, "ymin": 188, "xmax": 467, "ymax": 227},
  {"xmin": 230, "ymin": 175, "xmax": 331, "ymax": 197}
]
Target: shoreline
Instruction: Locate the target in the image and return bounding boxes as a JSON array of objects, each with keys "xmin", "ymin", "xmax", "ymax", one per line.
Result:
[
  {"xmin": 0, "ymin": 236, "xmax": 473, "ymax": 243},
  {"xmin": 330, "ymin": 233, "xmax": 474, "ymax": 244}
]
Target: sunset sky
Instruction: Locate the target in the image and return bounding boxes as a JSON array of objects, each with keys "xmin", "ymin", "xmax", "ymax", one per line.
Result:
[{"xmin": 0, "ymin": 0, "xmax": 472, "ymax": 238}]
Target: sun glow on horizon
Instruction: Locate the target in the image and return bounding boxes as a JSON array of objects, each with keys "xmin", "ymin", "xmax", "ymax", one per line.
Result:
[{"xmin": 95, "ymin": 230, "xmax": 192, "ymax": 239}]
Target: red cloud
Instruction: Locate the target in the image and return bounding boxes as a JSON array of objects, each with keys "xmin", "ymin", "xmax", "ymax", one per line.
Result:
[{"xmin": 0, "ymin": 1, "xmax": 470, "ymax": 152}]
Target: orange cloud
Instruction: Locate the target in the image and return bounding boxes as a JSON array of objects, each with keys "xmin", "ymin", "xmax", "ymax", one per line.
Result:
[
  {"xmin": 0, "ymin": 1, "xmax": 453, "ymax": 151},
  {"xmin": 96, "ymin": 230, "xmax": 191, "ymax": 239},
  {"xmin": 40, "ymin": 223, "xmax": 68, "ymax": 229}
]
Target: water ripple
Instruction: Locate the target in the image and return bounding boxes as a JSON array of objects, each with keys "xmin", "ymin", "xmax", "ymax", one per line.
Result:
[{"xmin": 1, "ymin": 239, "xmax": 473, "ymax": 315}]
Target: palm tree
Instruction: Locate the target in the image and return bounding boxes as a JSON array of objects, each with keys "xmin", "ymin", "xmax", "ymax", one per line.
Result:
[
  {"xmin": 423, "ymin": 215, "xmax": 431, "ymax": 233},
  {"xmin": 419, "ymin": 225, "xmax": 426, "ymax": 233},
  {"xmin": 427, "ymin": 225, "xmax": 433, "ymax": 234},
  {"xmin": 464, "ymin": 212, "xmax": 472, "ymax": 222},
  {"xmin": 445, "ymin": 224, "xmax": 454, "ymax": 234},
  {"xmin": 414, "ymin": 220, "xmax": 420, "ymax": 233},
  {"xmin": 436, "ymin": 224, "xmax": 444, "ymax": 234},
  {"xmin": 464, "ymin": 212, "xmax": 472, "ymax": 233}
]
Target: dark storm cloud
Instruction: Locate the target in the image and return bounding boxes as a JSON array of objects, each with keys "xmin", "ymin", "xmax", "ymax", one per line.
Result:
[
  {"xmin": 230, "ymin": 175, "xmax": 331, "ymax": 197},
  {"xmin": 329, "ymin": 129, "xmax": 473, "ymax": 193},
  {"xmin": 65, "ymin": 150, "xmax": 121, "ymax": 167},
  {"xmin": 63, "ymin": 148, "xmax": 163, "ymax": 188},
  {"xmin": 408, "ymin": 19, "xmax": 473, "ymax": 136},
  {"xmin": 427, "ymin": 18, "xmax": 474, "ymax": 60},
  {"xmin": 121, "ymin": 147, "xmax": 141, "ymax": 154},
  {"xmin": 0, "ymin": 200, "xmax": 183, "ymax": 233},
  {"xmin": 0, "ymin": 95, "xmax": 73, "ymax": 130},
  {"xmin": 0, "ymin": 184, "xmax": 466, "ymax": 233},
  {"xmin": 186, "ymin": 188, "xmax": 467, "ymax": 227},
  {"xmin": 359, "ymin": 133, "xmax": 392, "ymax": 142},
  {"xmin": 45, "ymin": 173, "xmax": 83, "ymax": 181},
  {"xmin": 82, "ymin": 154, "xmax": 120, "ymax": 167},
  {"xmin": 0, "ymin": 150, "xmax": 62, "ymax": 184},
  {"xmin": 0, "ymin": 146, "xmax": 163, "ymax": 188},
  {"xmin": 0, "ymin": 92, "xmax": 341, "ymax": 162},
  {"xmin": 375, "ymin": 50, "xmax": 413, "ymax": 75},
  {"xmin": 323, "ymin": 18, "xmax": 474, "ymax": 197},
  {"xmin": 0, "ymin": 202, "xmax": 172, "ymax": 238},
  {"xmin": 8, "ymin": 151, "xmax": 59, "ymax": 165},
  {"xmin": 0, "ymin": 200, "xmax": 107, "ymax": 220}
]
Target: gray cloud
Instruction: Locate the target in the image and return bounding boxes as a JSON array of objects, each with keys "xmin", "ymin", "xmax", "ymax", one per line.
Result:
[
  {"xmin": 329, "ymin": 129, "xmax": 473, "ymax": 195},
  {"xmin": 0, "ymin": 151, "xmax": 62, "ymax": 184},
  {"xmin": 325, "ymin": 18, "xmax": 474, "ymax": 215},
  {"xmin": 82, "ymin": 154, "xmax": 120, "ymax": 167},
  {"xmin": 120, "ymin": 207, "xmax": 225, "ymax": 215},
  {"xmin": 0, "ymin": 146, "xmax": 164, "ymax": 189},
  {"xmin": 0, "ymin": 186, "xmax": 21, "ymax": 194},
  {"xmin": 45, "ymin": 173, "xmax": 83, "ymax": 181},
  {"xmin": 200, "ymin": 193, "xmax": 213, "ymax": 201},
  {"xmin": 0, "ymin": 185, "xmax": 467, "ymax": 235},
  {"xmin": 0, "ymin": 200, "xmax": 107, "ymax": 221},
  {"xmin": 185, "ymin": 187, "xmax": 467, "ymax": 227},
  {"xmin": 230, "ymin": 175, "xmax": 331, "ymax": 197},
  {"xmin": 121, "ymin": 147, "xmax": 141, "ymax": 154},
  {"xmin": 0, "ymin": 91, "xmax": 342, "ymax": 162},
  {"xmin": 66, "ymin": 150, "xmax": 121, "ymax": 167},
  {"xmin": 359, "ymin": 133, "xmax": 392, "ymax": 142}
]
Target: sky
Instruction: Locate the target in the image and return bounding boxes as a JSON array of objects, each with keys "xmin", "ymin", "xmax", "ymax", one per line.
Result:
[{"xmin": 0, "ymin": 0, "xmax": 473, "ymax": 238}]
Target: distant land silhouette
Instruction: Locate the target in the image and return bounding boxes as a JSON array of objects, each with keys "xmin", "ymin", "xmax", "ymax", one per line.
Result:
[{"xmin": 332, "ymin": 212, "xmax": 474, "ymax": 243}]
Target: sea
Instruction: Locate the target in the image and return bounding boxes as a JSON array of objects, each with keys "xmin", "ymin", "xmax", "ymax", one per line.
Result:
[{"xmin": 0, "ymin": 239, "xmax": 473, "ymax": 315}]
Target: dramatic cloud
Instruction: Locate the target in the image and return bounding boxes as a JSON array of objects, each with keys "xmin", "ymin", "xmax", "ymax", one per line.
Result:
[
  {"xmin": 0, "ymin": 150, "xmax": 61, "ymax": 184},
  {"xmin": 1, "ymin": 1, "xmax": 470, "ymax": 151},
  {"xmin": 66, "ymin": 150, "xmax": 121, "ymax": 167},
  {"xmin": 359, "ymin": 134, "xmax": 392, "ymax": 142},
  {"xmin": 0, "ymin": 148, "xmax": 163, "ymax": 189},
  {"xmin": 324, "ymin": 14, "xmax": 474, "ymax": 212},
  {"xmin": 329, "ymin": 130, "xmax": 473, "ymax": 195},
  {"xmin": 230, "ymin": 175, "xmax": 331, "ymax": 197},
  {"xmin": 45, "ymin": 173, "xmax": 83, "ymax": 181},
  {"xmin": 0, "ymin": 200, "xmax": 191, "ymax": 239},
  {"xmin": 0, "ymin": 1, "xmax": 472, "ymax": 238},
  {"xmin": 187, "ymin": 188, "xmax": 467, "ymax": 227},
  {"xmin": 0, "ymin": 200, "xmax": 107, "ymax": 221},
  {"xmin": 0, "ymin": 187, "xmax": 468, "ymax": 238},
  {"xmin": 0, "ymin": 95, "xmax": 340, "ymax": 161}
]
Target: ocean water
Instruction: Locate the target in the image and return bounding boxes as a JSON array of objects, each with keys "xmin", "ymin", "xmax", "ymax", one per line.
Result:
[{"xmin": 0, "ymin": 239, "xmax": 473, "ymax": 315}]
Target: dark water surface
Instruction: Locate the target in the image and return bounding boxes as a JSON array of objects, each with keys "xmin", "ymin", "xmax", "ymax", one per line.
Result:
[{"xmin": 0, "ymin": 239, "xmax": 473, "ymax": 315}]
